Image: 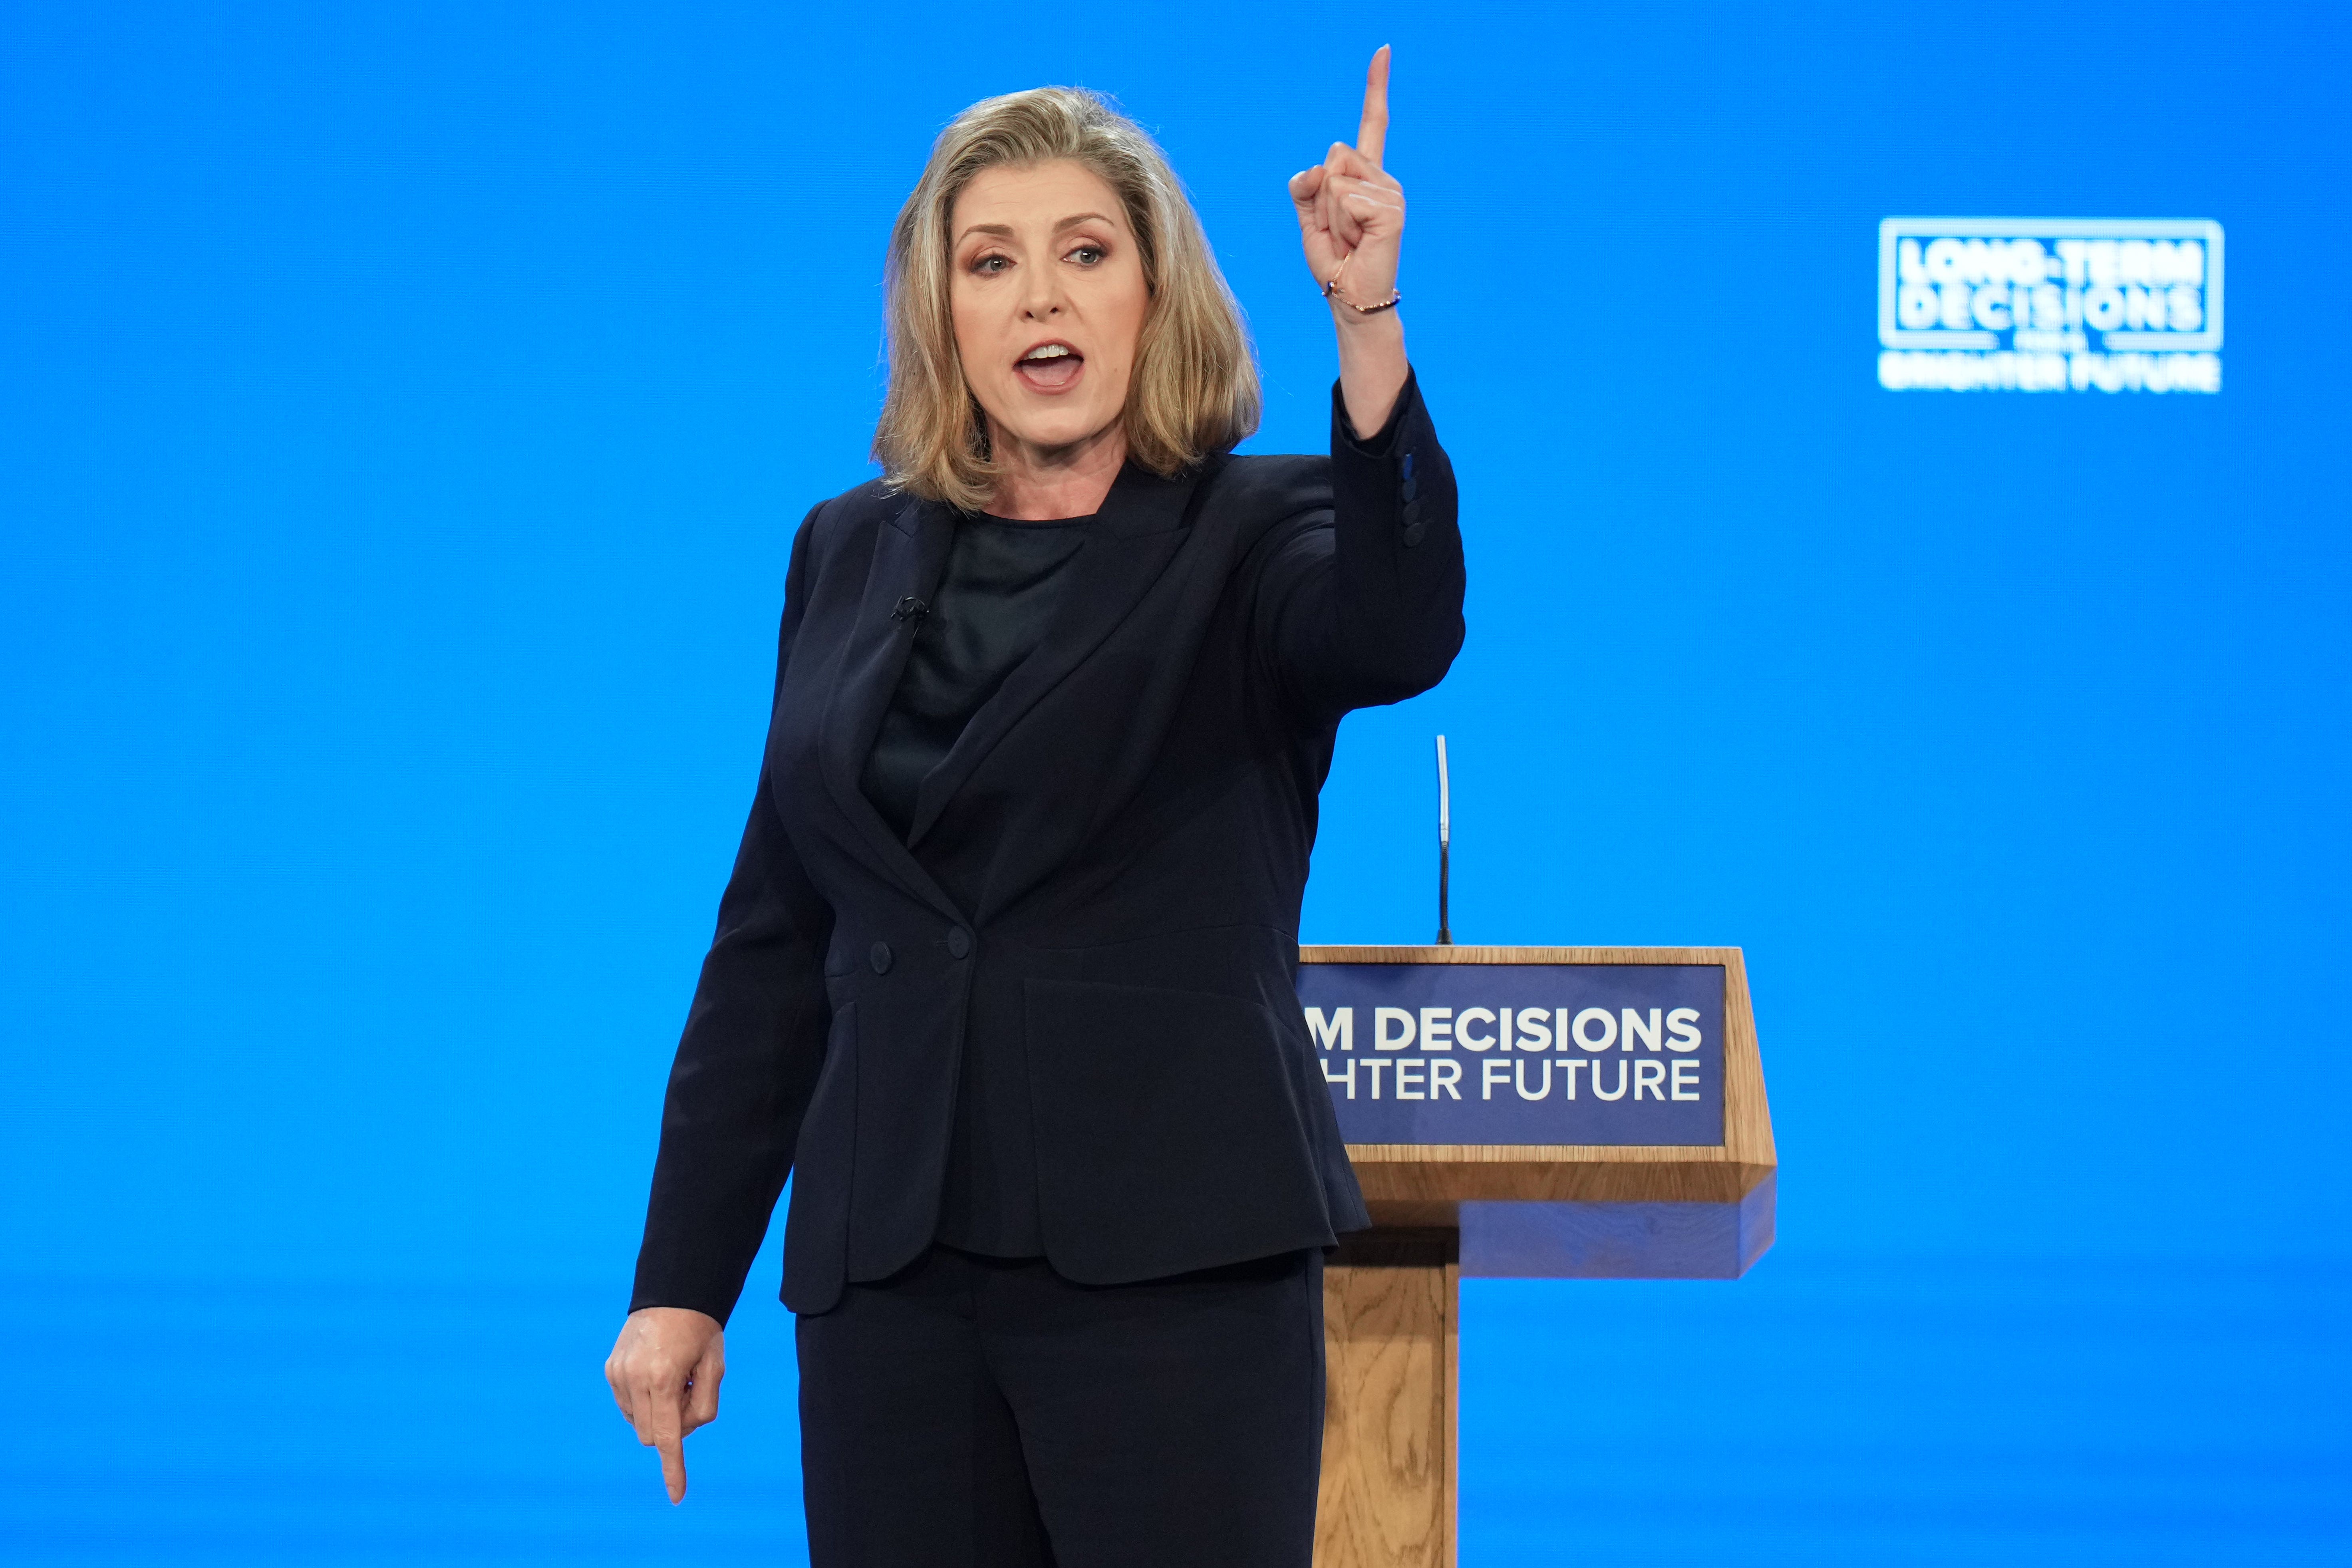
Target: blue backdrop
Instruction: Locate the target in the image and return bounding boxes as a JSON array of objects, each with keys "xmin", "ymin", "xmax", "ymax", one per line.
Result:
[{"xmin": 4, "ymin": 2, "xmax": 2346, "ymax": 1562}]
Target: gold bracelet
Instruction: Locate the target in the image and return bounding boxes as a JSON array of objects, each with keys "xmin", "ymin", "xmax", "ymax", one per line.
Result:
[
  {"xmin": 1324, "ymin": 252, "xmax": 1402, "ymax": 314},
  {"xmin": 1325, "ymin": 277, "xmax": 1403, "ymax": 313}
]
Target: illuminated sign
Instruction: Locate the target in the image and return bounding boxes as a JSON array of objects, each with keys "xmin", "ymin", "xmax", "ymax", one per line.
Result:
[{"xmin": 1878, "ymin": 217, "xmax": 2223, "ymax": 393}]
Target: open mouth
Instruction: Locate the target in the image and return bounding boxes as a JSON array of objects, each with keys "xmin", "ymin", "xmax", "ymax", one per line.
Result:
[{"xmin": 1013, "ymin": 341, "xmax": 1084, "ymax": 392}]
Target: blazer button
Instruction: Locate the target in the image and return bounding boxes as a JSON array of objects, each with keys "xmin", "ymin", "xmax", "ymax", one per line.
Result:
[
  {"xmin": 946, "ymin": 926, "xmax": 972, "ymax": 960},
  {"xmin": 869, "ymin": 941, "xmax": 893, "ymax": 974}
]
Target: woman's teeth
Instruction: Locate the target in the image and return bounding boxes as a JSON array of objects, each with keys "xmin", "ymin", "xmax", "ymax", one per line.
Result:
[{"xmin": 1016, "ymin": 346, "xmax": 1083, "ymax": 388}]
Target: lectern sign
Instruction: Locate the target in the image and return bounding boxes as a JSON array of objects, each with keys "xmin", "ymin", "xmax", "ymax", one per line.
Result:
[{"xmin": 1297, "ymin": 963, "xmax": 1726, "ymax": 1146}]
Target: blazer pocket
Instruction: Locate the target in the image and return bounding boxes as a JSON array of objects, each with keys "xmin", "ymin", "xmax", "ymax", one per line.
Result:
[{"xmin": 1024, "ymin": 979, "xmax": 1333, "ymax": 1278}]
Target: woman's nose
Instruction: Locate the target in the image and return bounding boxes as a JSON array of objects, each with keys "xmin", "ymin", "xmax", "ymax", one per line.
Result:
[{"xmin": 1019, "ymin": 271, "xmax": 1065, "ymax": 319}]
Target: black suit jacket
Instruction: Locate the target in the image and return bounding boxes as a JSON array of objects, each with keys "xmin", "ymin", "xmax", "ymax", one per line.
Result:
[{"xmin": 631, "ymin": 374, "xmax": 1463, "ymax": 1319}]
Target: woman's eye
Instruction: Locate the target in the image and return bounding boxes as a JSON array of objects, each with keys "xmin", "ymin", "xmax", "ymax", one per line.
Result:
[
  {"xmin": 970, "ymin": 254, "xmax": 1009, "ymax": 275},
  {"xmin": 1068, "ymin": 245, "xmax": 1104, "ymax": 266}
]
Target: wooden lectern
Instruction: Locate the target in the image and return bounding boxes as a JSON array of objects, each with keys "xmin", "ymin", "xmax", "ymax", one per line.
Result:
[{"xmin": 1297, "ymin": 946, "xmax": 1776, "ymax": 1568}]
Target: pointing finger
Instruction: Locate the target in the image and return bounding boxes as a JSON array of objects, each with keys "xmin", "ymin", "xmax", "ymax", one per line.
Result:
[
  {"xmin": 656, "ymin": 1425, "xmax": 688, "ymax": 1505},
  {"xmin": 644, "ymin": 1379, "xmax": 691, "ymax": 1504},
  {"xmin": 1356, "ymin": 45, "xmax": 1390, "ymax": 169}
]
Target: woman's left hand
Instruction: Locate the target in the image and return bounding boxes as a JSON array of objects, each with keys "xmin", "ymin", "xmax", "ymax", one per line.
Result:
[
  {"xmin": 1288, "ymin": 48, "xmax": 1410, "ymax": 436},
  {"xmin": 1288, "ymin": 46, "xmax": 1406, "ymax": 314}
]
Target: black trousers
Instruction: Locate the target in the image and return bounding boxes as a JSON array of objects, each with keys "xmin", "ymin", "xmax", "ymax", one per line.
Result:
[{"xmin": 797, "ymin": 1244, "xmax": 1325, "ymax": 1568}]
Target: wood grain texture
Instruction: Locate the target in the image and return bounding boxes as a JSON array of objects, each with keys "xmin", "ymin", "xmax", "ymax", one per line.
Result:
[
  {"xmin": 1317, "ymin": 1233, "xmax": 1457, "ymax": 1568},
  {"xmin": 1355, "ymin": 1160, "xmax": 1774, "ymax": 1206}
]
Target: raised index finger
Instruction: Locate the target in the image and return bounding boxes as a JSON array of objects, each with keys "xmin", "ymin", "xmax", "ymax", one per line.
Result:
[{"xmin": 1356, "ymin": 46, "xmax": 1390, "ymax": 169}]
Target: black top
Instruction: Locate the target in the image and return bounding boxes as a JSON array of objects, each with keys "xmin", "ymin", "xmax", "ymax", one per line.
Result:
[
  {"xmin": 631, "ymin": 374, "xmax": 1461, "ymax": 1320},
  {"xmin": 859, "ymin": 513, "xmax": 1089, "ymax": 1256},
  {"xmin": 860, "ymin": 517, "xmax": 1089, "ymax": 841}
]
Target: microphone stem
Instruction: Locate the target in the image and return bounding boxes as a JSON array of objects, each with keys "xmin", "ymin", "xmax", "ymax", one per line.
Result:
[
  {"xmin": 1435, "ymin": 734, "xmax": 1453, "ymax": 945},
  {"xmin": 1437, "ymin": 839, "xmax": 1451, "ymax": 946}
]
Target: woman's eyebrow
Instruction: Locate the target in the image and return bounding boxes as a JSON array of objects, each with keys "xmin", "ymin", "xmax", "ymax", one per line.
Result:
[{"xmin": 956, "ymin": 212, "xmax": 1119, "ymax": 248}]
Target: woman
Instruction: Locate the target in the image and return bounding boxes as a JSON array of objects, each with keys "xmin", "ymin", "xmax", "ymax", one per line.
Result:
[{"xmin": 607, "ymin": 49, "xmax": 1461, "ymax": 1568}]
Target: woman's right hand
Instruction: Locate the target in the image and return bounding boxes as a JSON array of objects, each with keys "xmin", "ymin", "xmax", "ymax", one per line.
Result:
[{"xmin": 605, "ymin": 1306, "xmax": 725, "ymax": 1504}]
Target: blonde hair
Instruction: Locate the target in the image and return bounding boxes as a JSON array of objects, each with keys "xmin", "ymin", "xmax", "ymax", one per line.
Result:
[{"xmin": 873, "ymin": 87, "xmax": 1261, "ymax": 512}]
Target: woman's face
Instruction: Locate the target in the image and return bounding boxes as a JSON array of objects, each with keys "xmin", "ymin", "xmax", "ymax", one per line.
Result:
[{"xmin": 949, "ymin": 159, "xmax": 1149, "ymax": 462}]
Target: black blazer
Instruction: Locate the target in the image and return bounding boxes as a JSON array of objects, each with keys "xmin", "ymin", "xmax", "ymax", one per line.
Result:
[{"xmin": 631, "ymin": 374, "xmax": 1464, "ymax": 1319}]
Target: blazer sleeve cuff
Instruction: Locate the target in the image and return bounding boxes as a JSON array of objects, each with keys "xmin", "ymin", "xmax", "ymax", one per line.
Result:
[
  {"xmin": 1330, "ymin": 368, "xmax": 1450, "ymax": 553},
  {"xmin": 1332, "ymin": 367, "xmax": 1421, "ymax": 459}
]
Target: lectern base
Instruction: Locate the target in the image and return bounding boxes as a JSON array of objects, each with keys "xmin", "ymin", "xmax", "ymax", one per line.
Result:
[{"xmin": 1317, "ymin": 1229, "xmax": 1458, "ymax": 1568}]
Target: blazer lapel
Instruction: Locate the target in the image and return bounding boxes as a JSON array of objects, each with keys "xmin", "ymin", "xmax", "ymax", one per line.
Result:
[
  {"xmin": 816, "ymin": 493, "xmax": 965, "ymax": 918},
  {"xmin": 903, "ymin": 460, "xmax": 1213, "ymax": 849}
]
